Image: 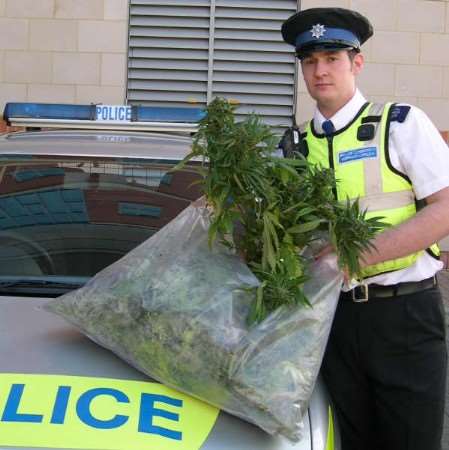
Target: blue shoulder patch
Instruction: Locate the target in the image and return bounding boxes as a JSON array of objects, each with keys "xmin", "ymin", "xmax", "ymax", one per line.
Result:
[{"xmin": 390, "ymin": 105, "xmax": 411, "ymax": 123}]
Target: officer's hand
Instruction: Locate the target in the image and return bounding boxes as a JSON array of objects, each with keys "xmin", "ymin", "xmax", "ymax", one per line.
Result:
[{"xmin": 314, "ymin": 244, "xmax": 350, "ymax": 283}]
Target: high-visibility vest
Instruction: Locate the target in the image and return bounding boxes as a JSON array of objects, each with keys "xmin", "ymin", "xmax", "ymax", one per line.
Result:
[{"xmin": 298, "ymin": 102, "xmax": 439, "ymax": 278}]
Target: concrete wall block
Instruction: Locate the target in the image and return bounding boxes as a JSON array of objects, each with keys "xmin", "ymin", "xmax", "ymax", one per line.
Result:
[
  {"xmin": 357, "ymin": 62, "xmax": 396, "ymax": 95},
  {"xmin": 359, "ymin": 94, "xmax": 390, "ymax": 104},
  {"xmin": 104, "ymin": 0, "xmax": 129, "ymax": 21},
  {"xmin": 0, "ymin": 18, "xmax": 28, "ymax": 50},
  {"xmin": 28, "ymin": 83, "xmax": 76, "ymax": 103},
  {"xmin": 397, "ymin": 0, "xmax": 445, "ymax": 32},
  {"xmin": 76, "ymin": 85, "xmax": 125, "ymax": 104},
  {"xmin": 360, "ymin": 39, "xmax": 373, "ymax": 62},
  {"xmin": 4, "ymin": 51, "xmax": 52, "ymax": 83},
  {"xmin": 53, "ymin": 52, "xmax": 100, "ymax": 85},
  {"xmin": 296, "ymin": 92, "xmax": 317, "ymax": 124},
  {"xmin": 301, "ymin": 0, "xmax": 350, "ymax": 9},
  {"xmin": 79, "ymin": 21, "xmax": 127, "ymax": 52},
  {"xmin": 447, "ymin": 3, "xmax": 449, "ymax": 32},
  {"xmin": 371, "ymin": 31, "xmax": 419, "ymax": 64},
  {"xmin": 444, "ymin": 67, "xmax": 449, "ymax": 97},
  {"xmin": 350, "ymin": 0, "xmax": 398, "ymax": 31},
  {"xmin": 0, "ymin": 50, "xmax": 4, "ymax": 82},
  {"xmin": 101, "ymin": 53, "xmax": 126, "ymax": 86},
  {"xmin": 421, "ymin": 33, "xmax": 449, "ymax": 65},
  {"xmin": 396, "ymin": 64, "xmax": 443, "ymax": 97},
  {"xmin": 30, "ymin": 20, "xmax": 77, "ymax": 52},
  {"xmin": 0, "ymin": 83, "xmax": 27, "ymax": 111},
  {"xmin": 6, "ymin": 0, "xmax": 54, "ymax": 18},
  {"xmin": 55, "ymin": 0, "xmax": 104, "ymax": 20},
  {"xmin": 0, "ymin": 0, "xmax": 5, "ymax": 16},
  {"xmin": 417, "ymin": 98, "xmax": 449, "ymax": 131},
  {"xmin": 374, "ymin": 95, "xmax": 419, "ymax": 105}
]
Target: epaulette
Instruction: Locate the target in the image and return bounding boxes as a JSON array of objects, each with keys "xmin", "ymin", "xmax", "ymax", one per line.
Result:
[{"xmin": 390, "ymin": 105, "xmax": 411, "ymax": 123}]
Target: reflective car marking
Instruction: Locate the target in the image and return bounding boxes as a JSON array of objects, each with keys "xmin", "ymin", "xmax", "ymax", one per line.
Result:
[{"xmin": 0, "ymin": 373, "xmax": 219, "ymax": 450}]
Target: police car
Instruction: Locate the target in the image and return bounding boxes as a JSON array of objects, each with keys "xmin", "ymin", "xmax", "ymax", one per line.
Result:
[{"xmin": 0, "ymin": 103, "xmax": 340, "ymax": 450}]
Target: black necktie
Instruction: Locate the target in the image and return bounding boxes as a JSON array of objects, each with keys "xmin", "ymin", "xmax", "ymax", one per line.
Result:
[{"xmin": 322, "ymin": 120, "xmax": 335, "ymax": 135}]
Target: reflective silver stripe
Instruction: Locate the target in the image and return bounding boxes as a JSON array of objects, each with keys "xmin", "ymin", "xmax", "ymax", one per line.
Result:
[
  {"xmin": 358, "ymin": 104, "xmax": 416, "ymax": 213},
  {"xmin": 357, "ymin": 190, "xmax": 415, "ymax": 212},
  {"xmin": 363, "ymin": 103, "xmax": 385, "ymax": 197},
  {"xmin": 367, "ymin": 103, "xmax": 385, "ymax": 118},
  {"xmin": 363, "ymin": 156, "xmax": 382, "ymax": 195}
]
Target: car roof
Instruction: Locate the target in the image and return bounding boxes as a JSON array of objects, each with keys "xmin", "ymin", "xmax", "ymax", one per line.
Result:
[{"xmin": 0, "ymin": 129, "xmax": 194, "ymax": 160}]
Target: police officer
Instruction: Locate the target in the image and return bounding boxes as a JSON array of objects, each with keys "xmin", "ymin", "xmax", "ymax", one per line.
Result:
[{"xmin": 281, "ymin": 7, "xmax": 449, "ymax": 450}]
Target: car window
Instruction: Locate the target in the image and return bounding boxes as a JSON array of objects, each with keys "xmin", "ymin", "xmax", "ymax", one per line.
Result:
[{"xmin": 0, "ymin": 154, "xmax": 202, "ymax": 285}]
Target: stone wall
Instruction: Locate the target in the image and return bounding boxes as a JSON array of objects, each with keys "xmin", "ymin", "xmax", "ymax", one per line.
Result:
[
  {"xmin": 0, "ymin": 0, "xmax": 447, "ymax": 138},
  {"xmin": 0, "ymin": 0, "xmax": 128, "ymax": 108}
]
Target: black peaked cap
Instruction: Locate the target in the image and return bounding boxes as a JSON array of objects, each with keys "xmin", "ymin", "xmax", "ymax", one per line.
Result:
[{"xmin": 282, "ymin": 8, "xmax": 373, "ymax": 54}]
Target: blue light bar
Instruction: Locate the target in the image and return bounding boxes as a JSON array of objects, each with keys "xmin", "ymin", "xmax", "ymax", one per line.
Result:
[
  {"xmin": 135, "ymin": 106, "xmax": 205, "ymax": 123},
  {"xmin": 4, "ymin": 103, "xmax": 94, "ymax": 122},
  {"xmin": 3, "ymin": 102, "xmax": 206, "ymax": 126}
]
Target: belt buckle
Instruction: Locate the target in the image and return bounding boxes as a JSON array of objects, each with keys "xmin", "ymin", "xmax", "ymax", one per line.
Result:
[{"xmin": 352, "ymin": 284, "xmax": 369, "ymax": 302}]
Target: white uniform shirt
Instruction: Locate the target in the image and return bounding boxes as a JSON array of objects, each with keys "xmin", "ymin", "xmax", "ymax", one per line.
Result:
[{"xmin": 313, "ymin": 89, "xmax": 449, "ymax": 286}]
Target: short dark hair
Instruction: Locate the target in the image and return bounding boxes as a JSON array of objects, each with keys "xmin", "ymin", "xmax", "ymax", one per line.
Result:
[{"xmin": 347, "ymin": 48, "xmax": 359, "ymax": 62}]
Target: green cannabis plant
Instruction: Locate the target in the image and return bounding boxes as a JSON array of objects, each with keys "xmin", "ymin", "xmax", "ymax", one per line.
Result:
[{"xmin": 177, "ymin": 98, "xmax": 384, "ymax": 323}]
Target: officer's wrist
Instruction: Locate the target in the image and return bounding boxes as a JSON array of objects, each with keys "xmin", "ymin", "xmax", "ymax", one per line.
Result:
[{"xmin": 359, "ymin": 250, "xmax": 377, "ymax": 269}]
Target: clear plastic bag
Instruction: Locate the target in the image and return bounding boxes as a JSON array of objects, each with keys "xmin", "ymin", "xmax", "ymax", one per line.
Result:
[{"xmin": 45, "ymin": 201, "xmax": 343, "ymax": 441}]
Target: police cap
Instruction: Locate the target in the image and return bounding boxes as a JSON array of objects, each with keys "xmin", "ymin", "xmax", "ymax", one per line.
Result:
[{"xmin": 281, "ymin": 8, "xmax": 373, "ymax": 58}]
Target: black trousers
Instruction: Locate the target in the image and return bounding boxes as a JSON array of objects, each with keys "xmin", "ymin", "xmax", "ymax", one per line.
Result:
[{"xmin": 321, "ymin": 286, "xmax": 447, "ymax": 450}]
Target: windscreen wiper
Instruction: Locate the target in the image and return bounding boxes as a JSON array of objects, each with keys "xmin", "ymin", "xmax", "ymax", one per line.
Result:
[{"xmin": 0, "ymin": 276, "xmax": 89, "ymax": 296}]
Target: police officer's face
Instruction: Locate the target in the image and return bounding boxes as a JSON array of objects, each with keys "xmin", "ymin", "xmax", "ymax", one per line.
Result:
[{"xmin": 300, "ymin": 50, "xmax": 364, "ymax": 116}]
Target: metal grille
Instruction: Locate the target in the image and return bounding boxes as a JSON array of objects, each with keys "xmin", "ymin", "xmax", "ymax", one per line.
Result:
[{"xmin": 127, "ymin": 0, "xmax": 298, "ymax": 128}]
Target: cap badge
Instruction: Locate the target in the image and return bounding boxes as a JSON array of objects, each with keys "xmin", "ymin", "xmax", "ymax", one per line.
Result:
[{"xmin": 310, "ymin": 23, "xmax": 326, "ymax": 39}]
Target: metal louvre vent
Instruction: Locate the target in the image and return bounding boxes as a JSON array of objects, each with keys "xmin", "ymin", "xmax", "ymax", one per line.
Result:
[{"xmin": 127, "ymin": 0, "xmax": 298, "ymax": 128}]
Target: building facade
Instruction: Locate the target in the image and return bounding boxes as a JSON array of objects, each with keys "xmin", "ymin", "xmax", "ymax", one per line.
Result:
[{"xmin": 0, "ymin": 0, "xmax": 448, "ymax": 138}]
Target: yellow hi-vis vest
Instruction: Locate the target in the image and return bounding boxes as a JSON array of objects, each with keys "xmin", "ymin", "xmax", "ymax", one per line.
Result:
[{"xmin": 299, "ymin": 102, "xmax": 439, "ymax": 279}]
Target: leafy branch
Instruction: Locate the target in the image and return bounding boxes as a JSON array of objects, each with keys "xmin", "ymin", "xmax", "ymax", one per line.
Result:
[{"xmin": 175, "ymin": 98, "xmax": 384, "ymax": 324}]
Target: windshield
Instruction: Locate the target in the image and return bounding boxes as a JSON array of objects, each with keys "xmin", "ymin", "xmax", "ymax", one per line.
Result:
[{"xmin": 0, "ymin": 154, "xmax": 202, "ymax": 288}]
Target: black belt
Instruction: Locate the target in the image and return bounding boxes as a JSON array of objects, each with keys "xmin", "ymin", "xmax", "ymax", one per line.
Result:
[{"xmin": 341, "ymin": 276, "xmax": 437, "ymax": 303}]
